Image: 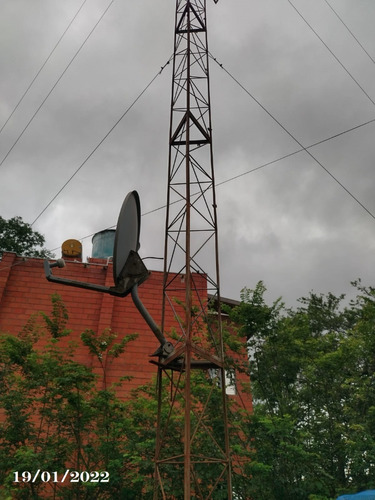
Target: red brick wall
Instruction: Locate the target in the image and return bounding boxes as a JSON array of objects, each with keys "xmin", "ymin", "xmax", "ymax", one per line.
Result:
[{"xmin": 0, "ymin": 252, "xmax": 251, "ymax": 411}]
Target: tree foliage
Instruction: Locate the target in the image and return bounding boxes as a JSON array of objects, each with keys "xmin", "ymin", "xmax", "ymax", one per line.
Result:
[
  {"xmin": 227, "ymin": 280, "xmax": 375, "ymax": 500},
  {"xmin": 5, "ymin": 279, "xmax": 375, "ymax": 499},
  {"xmin": 0, "ymin": 296, "xmax": 135, "ymax": 499},
  {"xmin": 0, "ymin": 216, "xmax": 53, "ymax": 258},
  {"xmin": 0, "ymin": 295, "xmax": 252, "ymax": 499}
]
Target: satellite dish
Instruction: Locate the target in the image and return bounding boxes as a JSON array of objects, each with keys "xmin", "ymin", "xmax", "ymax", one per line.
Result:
[
  {"xmin": 44, "ymin": 189, "xmax": 173, "ymax": 357},
  {"xmin": 113, "ymin": 190, "xmax": 141, "ymax": 284}
]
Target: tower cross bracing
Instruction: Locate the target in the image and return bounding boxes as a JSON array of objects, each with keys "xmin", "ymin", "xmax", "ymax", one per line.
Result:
[{"xmin": 153, "ymin": 1, "xmax": 233, "ymax": 498}]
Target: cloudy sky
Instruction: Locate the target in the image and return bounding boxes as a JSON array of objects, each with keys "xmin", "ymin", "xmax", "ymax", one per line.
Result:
[{"xmin": 1, "ymin": 0, "xmax": 375, "ymax": 307}]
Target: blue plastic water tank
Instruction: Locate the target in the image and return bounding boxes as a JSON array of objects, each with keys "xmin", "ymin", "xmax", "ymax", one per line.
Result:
[{"xmin": 91, "ymin": 230, "xmax": 115, "ymax": 259}]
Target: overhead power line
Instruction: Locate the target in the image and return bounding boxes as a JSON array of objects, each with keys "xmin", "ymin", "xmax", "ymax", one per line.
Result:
[
  {"xmin": 43, "ymin": 40, "xmax": 375, "ymax": 253},
  {"xmin": 324, "ymin": 0, "xmax": 375, "ymax": 66},
  {"xmin": 31, "ymin": 57, "xmax": 172, "ymax": 227},
  {"xmin": 209, "ymin": 53, "xmax": 375, "ymax": 221},
  {"xmin": 0, "ymin": 0, "xmax": 115, "ymax": 169},
  {"xmin": 33, "ymin": 2, "xmax": 375, "ymax": 245},
  {"xmin": 287, "ymin": 0, "xmax": 375, "ymax": 107},
  {"xmin": 217, "ymin": 117, "xmax": 375, "ymax": 188},
  {"xmin": 48, "ymin": 115, "xmax": 375, "ymax": 255},
  {"xmin": 0, "ymin": 0, "xmax": 88, "ymax": 136}
]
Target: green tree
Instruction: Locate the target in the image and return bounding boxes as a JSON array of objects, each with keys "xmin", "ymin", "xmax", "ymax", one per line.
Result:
[
  {"xmin": 0, "ymin": 216, "xmax": 53, "ymax": 258},
  {"xmin": 0, "ymin": 295, "xmax": 253, "ymax": 499},
  {"xmin": 228, "ymin": 280, "xmax": 375, "ymax": 500},
  {"xmin": 0, "ymin": 296, "xmax": 138, "ymax": 499}
]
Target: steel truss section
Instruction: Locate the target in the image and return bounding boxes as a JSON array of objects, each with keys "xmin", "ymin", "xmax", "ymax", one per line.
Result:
[{"xmin": 154, "ymin": 1, "xmax": 232, "ymax": 498}]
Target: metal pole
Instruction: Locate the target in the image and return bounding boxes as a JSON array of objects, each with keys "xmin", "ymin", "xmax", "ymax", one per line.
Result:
[{"xmin": 184, "ymin": 2, "xmax": 192, "ymax": 497}]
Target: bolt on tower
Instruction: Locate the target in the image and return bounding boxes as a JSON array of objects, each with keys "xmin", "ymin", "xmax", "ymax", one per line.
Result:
[{"xmin": 152, "ymin": 0, "xmax": 232, "ymax": 498}]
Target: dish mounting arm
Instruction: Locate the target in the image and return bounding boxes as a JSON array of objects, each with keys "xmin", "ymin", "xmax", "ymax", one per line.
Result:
[
  {"xmin": 44, "ymin": 251, "xmax": 148, "ymax": 297},
  {"xmin": 44, "ymin": 253, "xmax": 174, "ymax": 357}
]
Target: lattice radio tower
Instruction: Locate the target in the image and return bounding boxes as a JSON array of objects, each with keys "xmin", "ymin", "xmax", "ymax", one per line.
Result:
[{"xmin": 152, "ymin": 0, "xmax": 232, "ymax": 498}]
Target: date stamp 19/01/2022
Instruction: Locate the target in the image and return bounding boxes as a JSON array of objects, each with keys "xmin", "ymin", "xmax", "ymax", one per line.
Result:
[{"xmin": 13, "ymin": 470, "xmax": 109, "ymax": 484}]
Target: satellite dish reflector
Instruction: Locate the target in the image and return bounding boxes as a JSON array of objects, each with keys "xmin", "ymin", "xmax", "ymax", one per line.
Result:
[
  {"xmin": 44, "ymin": 190, "xmax": 147, "ymax": 297},
  {"xmin": 113, "ymin": 190, "xmax": 141, "ymax": 284},
  {"xmin": 43, "ymin": 189, "xmax": 173, "ymax": 356}
]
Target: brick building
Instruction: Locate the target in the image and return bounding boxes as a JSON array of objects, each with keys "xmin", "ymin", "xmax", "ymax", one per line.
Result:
[{"xmin": 0, "ymin": 250, "xmax": 252, "ymax": 411}]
